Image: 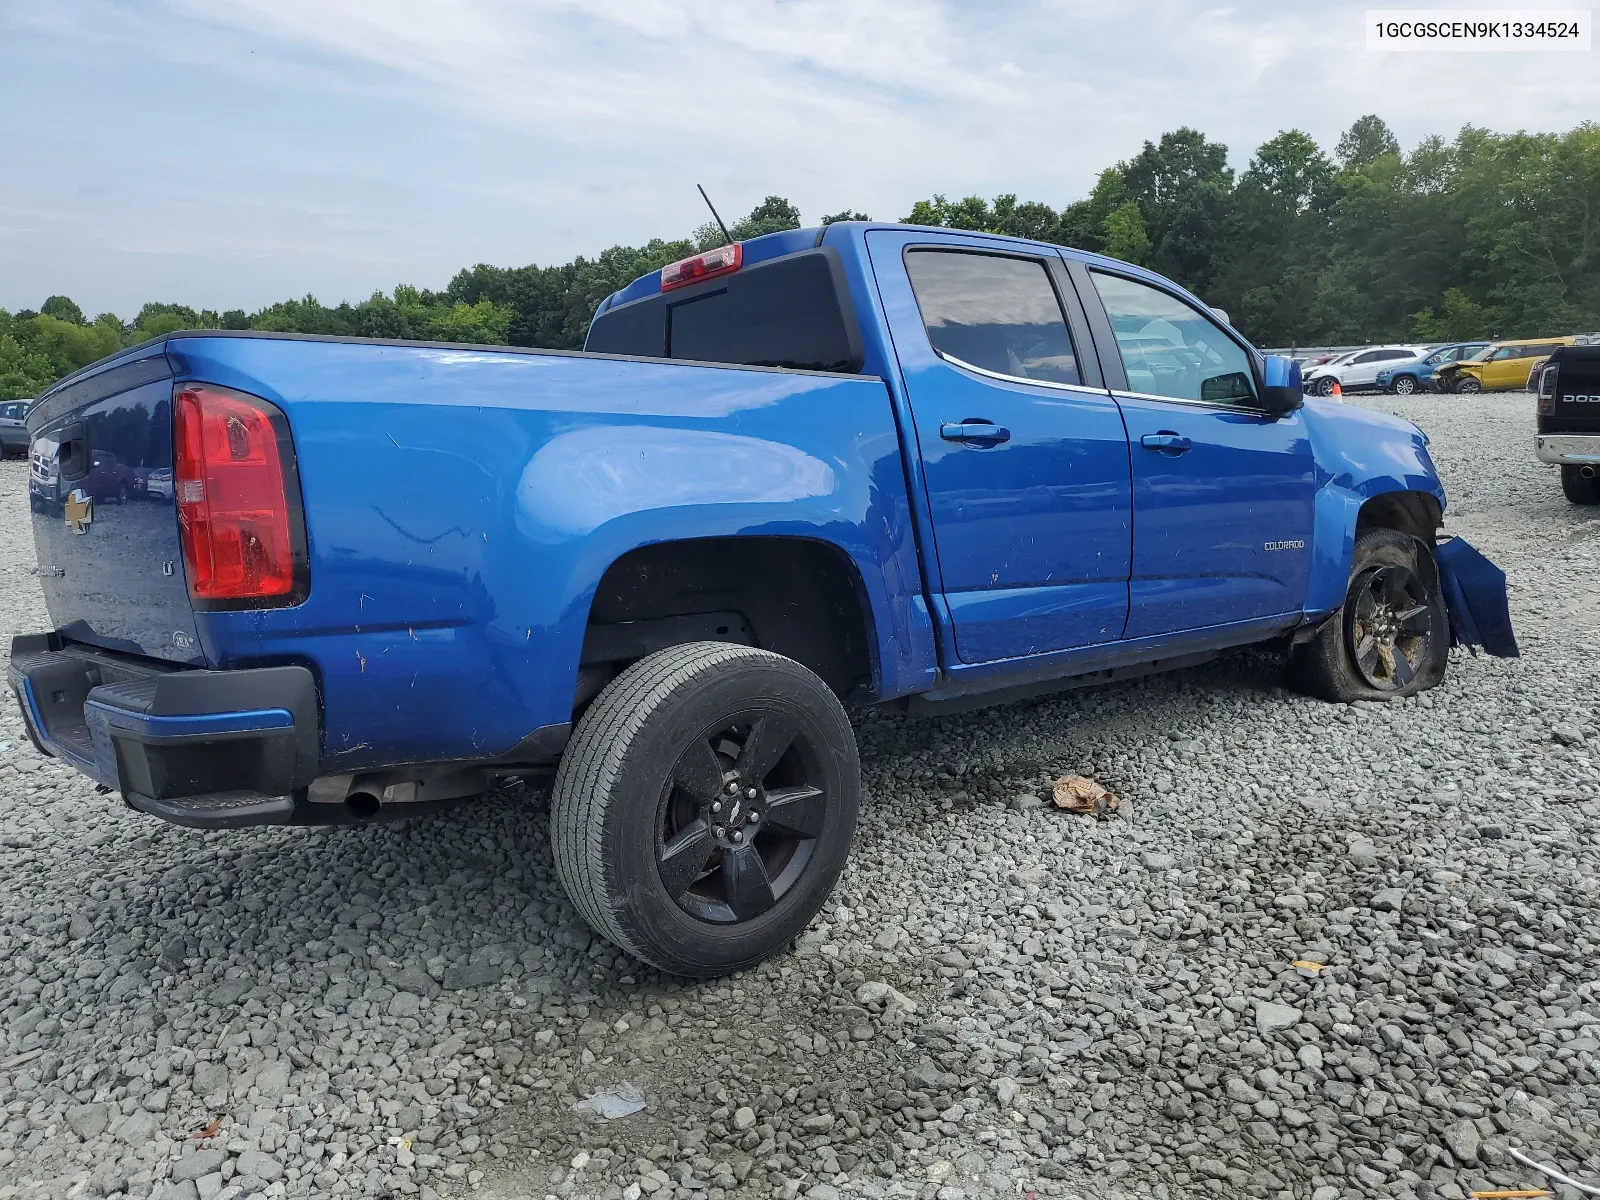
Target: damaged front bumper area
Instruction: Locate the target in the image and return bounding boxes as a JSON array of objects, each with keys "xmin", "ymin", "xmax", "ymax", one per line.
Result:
[{"xmin": 7, "ymin": 634, "xmax": 319, "ymax": 828}]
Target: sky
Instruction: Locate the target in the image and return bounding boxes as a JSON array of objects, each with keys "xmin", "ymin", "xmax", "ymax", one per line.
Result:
[{"xmin": 3, "ymin": 0, "xmax": 1597, "ymax": 318}]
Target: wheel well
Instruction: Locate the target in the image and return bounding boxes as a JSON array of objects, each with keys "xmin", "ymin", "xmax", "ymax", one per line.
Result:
[
  {"xmin": 579, "ymin": 537, "xmax": 877, "ymax": 708},
  {"xmin": 1356, "ymin": 490, "xmax": 1441, "ymax": 545}
]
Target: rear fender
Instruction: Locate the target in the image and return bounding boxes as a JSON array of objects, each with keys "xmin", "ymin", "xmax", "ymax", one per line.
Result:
[{"xmin": 164, "ymin": 335, "xmax": 937, "ymax": 772}]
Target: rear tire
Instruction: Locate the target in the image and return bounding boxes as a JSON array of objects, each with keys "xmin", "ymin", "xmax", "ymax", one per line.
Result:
[
  {"xmin": 550, "ymin": 641, "xmax": 860, "ymax": 978},
  {"xmin": 1562, "ymin": 465, "xmax": 1600, "ymax": 505},
  {"xmin": 1288, "ymin": 529, "xmax": 1448, "ymax": 702}
]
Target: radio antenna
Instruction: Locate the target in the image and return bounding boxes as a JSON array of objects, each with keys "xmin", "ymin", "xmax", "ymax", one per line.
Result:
[{"xmin": 697, "ymin": 184, "xmax": 733, "ymax": 245}]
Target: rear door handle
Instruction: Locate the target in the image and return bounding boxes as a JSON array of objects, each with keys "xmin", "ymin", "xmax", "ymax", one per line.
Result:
[
  {"xmin": 940, "ymin": 420, "xmax": 1011, "ymax": 446},
  {"xmin": 1140, "ymin": 432, "xmax": 1191, "ymax": 455}
]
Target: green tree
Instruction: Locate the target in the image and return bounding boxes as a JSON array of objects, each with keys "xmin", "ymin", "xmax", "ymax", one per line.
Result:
[
  {"xmin": 1337, "ymin": 115, "xmax": 1401, "ymax": 169},
  {"xmin": 1411, "ymin": 288, "xmax": 1500, "ymax": 340},
  {"xmin": 21, "ymin": 119, "xmax": 1600, "ymax": 392},
  {"xmin": 1100, "ymin": 201, "xmax": 1151, "ymax": 265},
  {"xmin": 41, "ymin": 295, "xmax": 86, "ymax": 324},
  {"xmin": 695, "ymin": 195, "xmax": 803, "ymax": 249},
  {"xmin": 0, "ymin": 332, "xmax": 55, "ymax": 400}
]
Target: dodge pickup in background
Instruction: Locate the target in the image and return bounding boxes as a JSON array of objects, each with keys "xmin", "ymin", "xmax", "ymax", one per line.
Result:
[
  {"xmin": 1536, "ymin": 345, "xmax": 1600, "ymax": 504},
  {"xmin": 9, "ymin": 221, "xmax": 1505, "ymax": 976}
]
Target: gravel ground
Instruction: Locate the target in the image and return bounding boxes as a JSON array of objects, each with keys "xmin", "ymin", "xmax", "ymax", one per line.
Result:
[{"xmin": 1, "ymin": 392, "xmax": 1597, "ymax": 1200}]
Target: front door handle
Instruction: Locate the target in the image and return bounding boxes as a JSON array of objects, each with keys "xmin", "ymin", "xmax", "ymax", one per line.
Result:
[
  {"xmin": 1140, "ymin": 432, "xmax": 1191, "ymax": 455},
  {"xmin": 940, "ymin": 420, "xmax": 1011, "ymax": 447}
]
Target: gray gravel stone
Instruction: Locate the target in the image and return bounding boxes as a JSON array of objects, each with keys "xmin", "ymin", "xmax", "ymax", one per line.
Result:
[
  {"xmin": 0, "ymin": 395, "xmax": 1596, "ymax": 1199},
  {"xmin": 1369, "ymin": 885, "xmax": 1407, "ymax": 911},
  {"xmin": 65, "ymin": 1103, "xmax": 110, "ymax": 1140},
  {"xmin": 1254, "ymin": 999, "xmax": 1301, "ymax": 1034},
  {"xmin": 171, "ymin": 1148, "xmax": 226, "ymax": 1182}
]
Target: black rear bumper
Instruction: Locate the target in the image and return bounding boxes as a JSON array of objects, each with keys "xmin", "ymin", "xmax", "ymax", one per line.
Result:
[{"xmin": 7, "ymin": 634, "xmax": 320, "ymax": 828}]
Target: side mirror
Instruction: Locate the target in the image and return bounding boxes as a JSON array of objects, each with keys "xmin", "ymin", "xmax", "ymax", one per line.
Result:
[
  {"xmin": 1201, "ymin": 371, "xmax": 1254, "ymax": 404},
  {"xmin": 1260, "ymin": 354, "xmax": 1304, "ymax": 415}
]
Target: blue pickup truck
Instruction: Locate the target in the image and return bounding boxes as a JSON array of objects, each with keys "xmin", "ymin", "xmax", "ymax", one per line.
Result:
[{"xmin": 11, "ymin": 223, "xmax": 1469, "ymax": 976}]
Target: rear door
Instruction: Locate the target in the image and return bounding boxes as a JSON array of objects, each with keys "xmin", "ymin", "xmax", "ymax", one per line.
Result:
[
  {"xmin": 1074, "ymin": 264, "xmax": 1315, "ymax": 640},
  {"xmin": 1340, "ymin": 349, "xmax": 1388, "ymax": 389},
  {"xmin": 866, "ymin": 231, "xmax": 1132, "ymax": 663}
]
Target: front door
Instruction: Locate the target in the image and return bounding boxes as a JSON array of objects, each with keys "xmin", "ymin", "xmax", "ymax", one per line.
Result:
[
  {"xmin": 1078, "ymin": 266, "xmax": 1316, "ymax": 640},
  {"xmin": 868, "ymin": 232, "xmax": 1132, "ymax": 664},
  {"xmin": 1479, "ymin": 345, "xmax": 1525, "ymax": 390}
]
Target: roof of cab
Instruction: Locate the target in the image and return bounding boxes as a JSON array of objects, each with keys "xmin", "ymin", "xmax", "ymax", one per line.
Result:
[{"xmin": 595, "ymin": 221, "xmax": 1232, "ymax": 332}]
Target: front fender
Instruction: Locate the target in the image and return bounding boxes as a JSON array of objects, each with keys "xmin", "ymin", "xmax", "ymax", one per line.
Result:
[{"xmin": 1301, "ymin": 398, "xmax": 1446, "ymax": 617}]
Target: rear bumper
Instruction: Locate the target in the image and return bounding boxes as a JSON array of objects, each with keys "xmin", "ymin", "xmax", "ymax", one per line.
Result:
[
  {"xmin": 1536, "ymin": 433, "xmax": 1600, "ymax": 465},
  {"xmin": 7, "ymin": 634, "xmax": 319, "ymax": 828}
]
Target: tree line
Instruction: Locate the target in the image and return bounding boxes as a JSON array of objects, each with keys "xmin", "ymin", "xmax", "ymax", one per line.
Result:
[{"xmin": 5, "ymin": 114, "xmax": 1598, "ymax": 401}]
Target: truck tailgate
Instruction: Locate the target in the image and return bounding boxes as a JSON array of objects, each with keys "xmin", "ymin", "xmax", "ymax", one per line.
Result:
[{"xmin": 25, "ymin": 346, "xmax": 204, "ymax": 666}]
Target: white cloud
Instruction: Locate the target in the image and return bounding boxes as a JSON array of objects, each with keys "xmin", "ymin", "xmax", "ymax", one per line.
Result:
[{"xmin": 2, "ymin": 0, "xmax": 1597, "ymax": 314}]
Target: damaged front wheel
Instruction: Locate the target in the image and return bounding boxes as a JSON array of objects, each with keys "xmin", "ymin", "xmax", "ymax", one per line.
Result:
[{"xmin": 1288, "ymin": 528, "xmax": 1448, "ymax": 702}]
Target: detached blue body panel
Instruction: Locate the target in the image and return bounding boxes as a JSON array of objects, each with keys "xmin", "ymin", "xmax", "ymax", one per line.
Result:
[{"xmin": 17, "ymin": 223, "xmax": 1458, "ymax": 793}]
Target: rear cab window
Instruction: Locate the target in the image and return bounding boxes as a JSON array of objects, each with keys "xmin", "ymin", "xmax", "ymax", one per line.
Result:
[
  {"xmin": 585, "ymin": 247, "xmax": 864, "ymax": 373},
  {"xmin": 902, "ymin": 250, "xmax": 1081, "ymax": 386}
]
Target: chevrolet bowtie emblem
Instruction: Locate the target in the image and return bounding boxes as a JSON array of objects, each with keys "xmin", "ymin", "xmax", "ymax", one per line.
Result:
[{"xmin": 65, "ymin": 488, "xmax": 93, "ymax": 535}]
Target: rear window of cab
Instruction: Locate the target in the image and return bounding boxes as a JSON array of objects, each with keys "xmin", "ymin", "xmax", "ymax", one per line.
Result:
[{"xmin": 586, "ymin": 248, "xmax": 864, "ymax": 374}]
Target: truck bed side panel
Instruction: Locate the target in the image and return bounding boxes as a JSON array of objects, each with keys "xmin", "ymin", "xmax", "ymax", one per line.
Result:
[{"xmin": 165, "ymin": 336, "xmax": 935, "ymax": 772}]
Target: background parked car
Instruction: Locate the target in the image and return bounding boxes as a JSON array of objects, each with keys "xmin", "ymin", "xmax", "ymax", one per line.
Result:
[
  {"xmin": 0, "ymin": 399, "xmax": 33, "ymax": 458},
  {"xmin": 1376, "ymin": 341, "xmax": 1490, "ymax": 394},
  {"xmin": 1452, "ymin": 337, "xmax": 1575, "ymax": 392},
  {"xmin": 1302, "ymin": 345, "xmax": 1428, "ymax": 396}
]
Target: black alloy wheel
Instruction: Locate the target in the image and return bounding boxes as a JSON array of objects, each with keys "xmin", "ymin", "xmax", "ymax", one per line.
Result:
[
  {"xmin": 1286, "ymin": 527, "xmax": 1448, "ymax": 701},
  {"xmin": 1345, "ymin": 563, "xmax": 1437, "ymax": 692},
  {"xmin": 657, "ymin": 713, "xmax": 828, "ymax": 924},
  {"xmin": 1315, "ymin": 376, "xmax": 1339, "ymax": 396},
  {"xmin": 550, "ymin": 641, "xmax": 859, "ymax": 977},
  {"xmin": 1455, "ymin": 376, "xmax": 1482, "ymax": 394}
]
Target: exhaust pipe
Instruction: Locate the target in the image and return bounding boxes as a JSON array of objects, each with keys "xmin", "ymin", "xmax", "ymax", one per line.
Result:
[
  {"xmin": 344, "ymin": 791, "xmax": 382, "ymax": 821},
  {"xmin": 1582, "ymin": 465, "xmax": 1597, "ymax": 479},
  {"xmin": 305, "ymin": 769, "xmax": 487, "ymax": 823}
]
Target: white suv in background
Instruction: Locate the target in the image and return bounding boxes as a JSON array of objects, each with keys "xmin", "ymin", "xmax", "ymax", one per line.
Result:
[{"xmin": 1302, "ymin": 345, "xmax": 1430, "ymax": 397}]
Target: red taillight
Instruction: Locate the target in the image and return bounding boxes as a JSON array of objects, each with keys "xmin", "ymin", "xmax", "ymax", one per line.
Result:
[
  {"xmin": 173, "ymin": 383, "xmax": 305, "ymax": 606},
  {"xmin": 1537, "ymin": 365, "xmax": 1558, "ymax": 415},
  {"xmin": 660, "ymin": 242, "xmax": 742, "ymax": 291}
]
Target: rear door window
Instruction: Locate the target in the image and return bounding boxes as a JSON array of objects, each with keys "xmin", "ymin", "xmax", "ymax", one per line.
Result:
[{"xmin": 903, "ymin": 250, "xmax": 1080, "ymax": 385}]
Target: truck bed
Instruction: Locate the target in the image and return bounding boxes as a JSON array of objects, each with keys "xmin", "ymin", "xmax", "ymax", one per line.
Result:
[{"xmin": 19, "ymin": 333, "xmax": 926, "ymax": 777}]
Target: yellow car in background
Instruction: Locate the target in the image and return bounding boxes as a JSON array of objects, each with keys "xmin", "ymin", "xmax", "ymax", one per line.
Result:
[{"xmin": 1453, "ymin": 336, "xmax": 1576, "ymax": 392}]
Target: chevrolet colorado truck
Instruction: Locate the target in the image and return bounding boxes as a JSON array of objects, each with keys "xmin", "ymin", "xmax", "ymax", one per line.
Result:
[
  {"xmin": 11, "ymin": 223, "xmax": 1478, "ymax": 976},
  {"xmin": 1535, "ymin": 345, "xmax": 1600, "ymax": 504}
]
